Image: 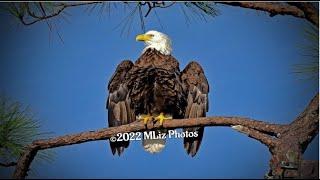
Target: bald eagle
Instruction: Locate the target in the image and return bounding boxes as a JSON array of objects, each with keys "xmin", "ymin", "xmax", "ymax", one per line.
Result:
[{"xmin": 106, "ymin": 30, "xmax": 209, "ymax": 157}]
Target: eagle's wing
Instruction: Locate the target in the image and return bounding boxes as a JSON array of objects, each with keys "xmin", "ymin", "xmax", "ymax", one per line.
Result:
[
  {"xmin": 106, "ymin": 60, "xmax": 135, "ymax": 156},
  {"xmin": 181, "ymin": 61, "xmax": 209, "ymax": 157}
]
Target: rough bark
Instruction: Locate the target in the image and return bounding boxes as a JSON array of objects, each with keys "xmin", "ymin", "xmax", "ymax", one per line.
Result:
[
  {"xmin": 12, "ymin": 93, "xmax": 319, "ymax": 179},
  {"xmin": 266, "ymin": 93, "xmax": 319, "ymax": 179},
  {"xmin": 287, "ymin": 2, "xmax": 319, "ymax": 27},
  {"xmin": 300, "ymin": 160, "xmax": 319, "ymax": 179},
  {"xmin": 13, "ymin": 145, "xmax": 38, "ymax": 179},
  {"xmin": 217, "ymin": 2, "xmax": 319, "ymax": 26}
]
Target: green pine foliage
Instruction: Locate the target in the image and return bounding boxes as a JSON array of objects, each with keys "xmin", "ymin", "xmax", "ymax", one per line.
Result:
[
  {"xmin": 293, "ymin": 25, "xmax": 319, "ymax": 80},
  {"xmin": 0, "ymin": 96, "xmax": 54, "ymax": 169}
]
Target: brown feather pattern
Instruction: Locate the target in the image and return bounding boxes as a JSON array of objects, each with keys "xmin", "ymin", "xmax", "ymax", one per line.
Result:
[
  {"xmin": 106, "ymin": 49, "xmax": 209, "ymax": 156},
  {"xmin": 181, "ymin": 61, "xmax": 209, "ymax": 157}
]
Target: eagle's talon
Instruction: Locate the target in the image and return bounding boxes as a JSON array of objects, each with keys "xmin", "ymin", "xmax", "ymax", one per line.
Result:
[
  {"xmin": 154, "ymin": 112, "xmax": 172, "ymax": 126},
  {"xmin": 137, "ymin": 114, "xmax": 153, "ymax": 128}
]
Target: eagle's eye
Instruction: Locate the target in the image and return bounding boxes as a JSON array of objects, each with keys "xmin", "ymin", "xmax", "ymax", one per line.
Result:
[{"xmin": 149, "ymin": 34, "xmax": 154, "ymax": 37}]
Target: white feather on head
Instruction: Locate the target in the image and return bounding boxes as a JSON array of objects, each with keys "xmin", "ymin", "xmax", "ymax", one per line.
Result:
[{"xmin": 136, "ymin": 30, "xmax": 172, "ymax": 55}]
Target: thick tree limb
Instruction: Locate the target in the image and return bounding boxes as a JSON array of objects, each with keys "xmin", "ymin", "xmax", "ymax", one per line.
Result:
[
  {"xmin": 217, "ymin": 2, "xmax": 318, "ymax": 26},
  {"xmin": 288, "ymin": 2, "xmax": 319, "ymax": 27},
  {"xmin": 300, "ymin": 160, "xmax": 319, "ymax": 179},
  {"xmin": 12, "ymin": 117, "xmax": 281, "ymax": 179},
  {"xmin": 268, "ymin": 93, "xmax": 319, "ymax": 179},
  {"xmin": 12, "ymin": 93, "xmax": 318, "ymax": 179},
  {"xmin": 22, "ymin": 116, "xmax": 282, "ymax": 151},
  {"xmin": 13, "ymin": 145, "xmax": 38, "ymax": 179}
]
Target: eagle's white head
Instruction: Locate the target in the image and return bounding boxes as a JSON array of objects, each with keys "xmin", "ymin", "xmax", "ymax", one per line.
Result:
[{"xmin": 136, "ymin": 30, "xmax": 172, "ymax": 55}]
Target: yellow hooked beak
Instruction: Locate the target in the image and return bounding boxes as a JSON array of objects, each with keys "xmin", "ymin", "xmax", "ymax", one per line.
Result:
[{"xmin": 136, "ymin": 34, "xmax": 152, "ymax": 42}]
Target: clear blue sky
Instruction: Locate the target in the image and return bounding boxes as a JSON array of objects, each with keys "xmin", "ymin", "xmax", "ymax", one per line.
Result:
[{"xmin": 0, "ymin": 3, "xmax": 318, "ymax": 178}]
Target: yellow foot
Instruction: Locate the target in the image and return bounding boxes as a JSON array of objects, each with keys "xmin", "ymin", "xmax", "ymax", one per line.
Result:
[
  {"xmin": 137, "ymin": 113, "xmax": 153, "ymax": 126},
  {"xmin": 154, "ymin": 112, "xmax": 172, "ymax": 126}
]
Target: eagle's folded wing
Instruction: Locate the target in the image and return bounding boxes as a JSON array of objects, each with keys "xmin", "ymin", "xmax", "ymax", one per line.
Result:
[
  {"xmin": 106, "ymin": 60, "xmax": 135, "ymax": 156},
  {"xmin": 181, "ymin": 61, "xmax": 209, "ymax": 157}
]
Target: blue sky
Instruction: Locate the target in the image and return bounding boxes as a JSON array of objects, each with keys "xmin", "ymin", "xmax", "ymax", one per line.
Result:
[{"xmin": 0, "ymin": 3, "xmax": 318, "ymax": 178}]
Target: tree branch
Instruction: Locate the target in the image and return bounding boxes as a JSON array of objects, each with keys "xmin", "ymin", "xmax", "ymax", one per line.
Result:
[
  {"xmin": 12, "ymin": 93, "xmax": 318, "ymax": 179},
  {"xmin": 0, "ymin": 161, "xmax": 17, "ymax": 167},
  {"xmin": 24, "ymin": 116, "xmax": 283, "ymax": 151},
  {"xmin": 20, "ymin": 2, "xmax": 103, "ymax": 26},
  {"xmin": 231, "ymin": 125, "xmax": 278, "ymax": 147},
  {"xmin": 300, "ymin": 160, "xmax": 319, "ymax": 179},
  {"xmin": 15, "ymin": 2, "xmax": 319, "ymax": 27},
  {"xmin": 217, "ymin": 2, "xmax": 318, "ymax": 26},
  {"xmin": 288, "ymin": 2, "xmax": 319, "ymax": 27},
  {"xmin": 13, "ymin": 145, "xmax": 38, "ymax": 179},
  {"xmin": 12, "ymin": 116, "xmax": 280, "ymax": 179},
  {"xmin": 268, "ymin": 93, "xmax": 319, "ymax": 178}
]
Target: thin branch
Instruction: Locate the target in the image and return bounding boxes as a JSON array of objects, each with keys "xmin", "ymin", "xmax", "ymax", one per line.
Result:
[
  {"xmin": 20, "ymin": 2, "xmax": 102, "ymax": 26},
  {"xmin": 232, "ymin": 125, "xmax": 278, "ymax": 147},
  {"xmin": 138, "ymin": 4, "xmax": 145, "ymax": 32},
  {"xmin": 143, "ymin": 2, "xmax": 176, "ymax": 17},
  {"xmin": 0, "ymin": 161, "xmax": 17, "ymax": 167},
  {"xmin": 144, "ymin": 2, "xmax": 152, "ymax": 17},
  {"xmin": 38, "ymin": 3, "xmax": 46, "ymax": 16},
  {"xmin": 38, "ymin": 2, "xmax": 53, "ymax": 35},
  {"xmin": 156, "ymin": 2, "xmax": 176, "ymax": 9}
]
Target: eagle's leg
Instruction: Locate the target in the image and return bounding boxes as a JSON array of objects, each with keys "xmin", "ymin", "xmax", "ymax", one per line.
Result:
[
  {"xmin": 154, "ymin": 112, "xmax": 172, "ymax": 126},
  {"xmin": 137, "ymin": 113, "xmax": 153, "ymax": 128}
]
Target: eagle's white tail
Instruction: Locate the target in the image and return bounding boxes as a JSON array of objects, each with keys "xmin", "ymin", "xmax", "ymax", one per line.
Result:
[{"xmin": 142, "ymin": 130, "xmax": 166, "ymax": 153}]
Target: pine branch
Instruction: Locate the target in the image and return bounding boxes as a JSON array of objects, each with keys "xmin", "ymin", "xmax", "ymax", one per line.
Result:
[
  {"xmin": 8, "ymin": 2, "xmax": 319, "ymax": 27},
  {"xmin": 20, "ymin": 2, "xmax": 103, "ymax": 26}
]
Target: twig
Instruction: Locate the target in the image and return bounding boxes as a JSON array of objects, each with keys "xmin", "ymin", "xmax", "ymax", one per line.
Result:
[
  {"xmin": 20, "ymin": 2, "xmax": 102, "ymax": 26},
  {"xmin": 0, "ymin": 161, "xmax": 17, "ymax": 167},
  {"xmin": 144, "ymin": 2, "xmax": 152, "ymax": 17},
  {"xmin": 143, "ymin": 2, "xmax": 176, "ymax": 17}
]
